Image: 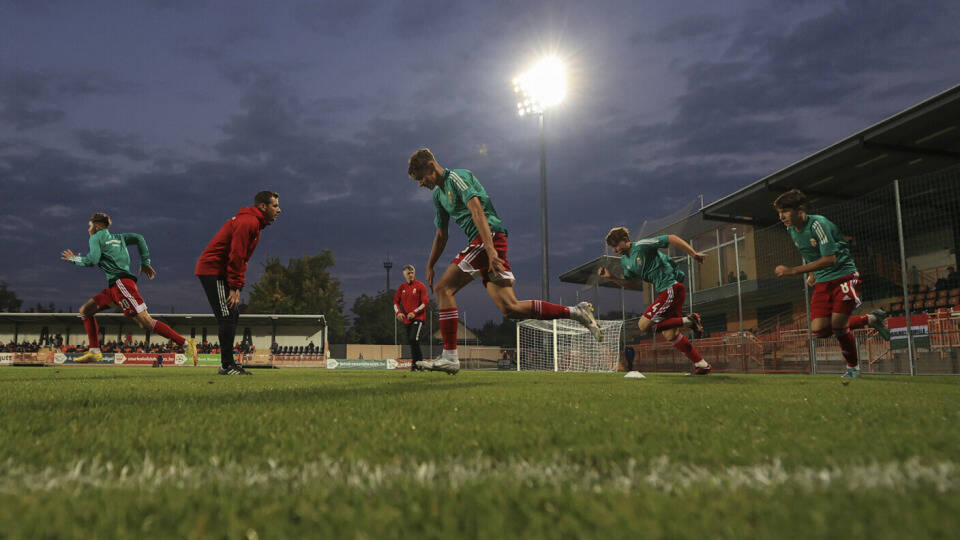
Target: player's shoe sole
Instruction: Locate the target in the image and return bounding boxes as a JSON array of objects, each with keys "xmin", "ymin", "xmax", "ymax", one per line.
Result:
[
  {"xmin": 692, "ymin": 364, "xmax": 712, "ymax": 375},
  {"xmin": 572, "ymin": 301, "xmax": 603, "ymax": 342},
  {"xmin": 74, "ymin": 351, "xmax": 103, "ymax": 363},
  {"xmin": 869, "ymin": 309, "xmax": 891, "ymax": 341},
  {"xmin": 433, "ymin": 359, "xmax": 460, "ymax": 375},
  {"xmin": 688, "ymin": 313, "xmax": 704, "ymax": 339},
  {"xmin": 840, "ymin": 365, "xmax": 860, "ymax": 385},
  {"xmin": 624, "ymin": 371, "xmax": 645, "ymax": 379}
]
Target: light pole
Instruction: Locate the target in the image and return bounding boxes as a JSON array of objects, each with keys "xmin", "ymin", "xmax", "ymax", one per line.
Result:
[{"xmin": 514, "ymin": 56, "xmax": 566, "ymax": 302}]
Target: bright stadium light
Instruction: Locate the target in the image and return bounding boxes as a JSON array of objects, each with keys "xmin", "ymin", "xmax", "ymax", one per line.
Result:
[
  {"xmin": 513, "ymin": 56, "xmax": 566, "ymax": 116},
  {"xmin": 513, "ymin": 56, "xmax": 567, "ymax": 301}
]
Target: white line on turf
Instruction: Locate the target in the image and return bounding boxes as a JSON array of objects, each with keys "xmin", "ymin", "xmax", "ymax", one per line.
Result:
[{"xmin": 0, "ymin": 456, "xmax": 955, "ymax": 493}]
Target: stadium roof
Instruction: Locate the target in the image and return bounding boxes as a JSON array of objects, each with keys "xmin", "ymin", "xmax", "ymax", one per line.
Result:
[
  {"xmin": 701, "ymin": 83, "xmax": 960, "ymax": 227},
  {"xmin": 560, "ymin": 84, "xmax": 960, "ymax": 286},
  {"xmin": 558, "ymin": 255, "xmax": 624, "ymax": 290}
]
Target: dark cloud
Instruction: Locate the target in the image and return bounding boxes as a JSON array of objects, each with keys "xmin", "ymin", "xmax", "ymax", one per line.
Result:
[
  {"xmin": 0, "ymin": 67, "xmax": 136, "ymax": 130},
  {"xmin": 652, "ymin": 13, "xmax": 727, "ymax": 43},
  {"xmin": 74, "ymin": 129, "xmax": 149, "ymax": 162},
  {"xmin": 293, "ymin": 0, "xmax": 383, "ymax": 35}
]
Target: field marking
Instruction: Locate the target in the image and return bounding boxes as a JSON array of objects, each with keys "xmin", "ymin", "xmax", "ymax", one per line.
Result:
[{"xmin": 0, "ymin": 456, "xmax": 956, "ymax": 494}]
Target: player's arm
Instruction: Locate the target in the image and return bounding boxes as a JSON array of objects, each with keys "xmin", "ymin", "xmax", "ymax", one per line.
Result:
[
  {"xmin": 393, "ymin": 287, "xmax": 405, "ymax": 321},
  {"xmin": 466, "ymin": 196, "xmax": 504, "ymax": 272},
  {"xmin": 597, "ymin": 267, "xmax": 644, "ymax": 290},
  {"xmin": 61, "ymin": 234, "xmax": 102, "ymax": 267},
  {"xmin": 666, "ymin": 234, "xmax": 707, "ymax": 262},
  {"xmin": 775, "ymin": 220, "xmax": 838, "ymax": 277},
  {"xmin": 123, "ymin": 233, "xmax": 156, "ymax": 279},
  {"xmin": 411, "ymin": 284, "xmax": 428, "ymax": 320},
  {"xmin": 425, "ymin": 228, "xmax": 449, "ymax": 291},
  {"xmin": 225, "ymin": 217, "xmax": 256, "ymax": 307}
]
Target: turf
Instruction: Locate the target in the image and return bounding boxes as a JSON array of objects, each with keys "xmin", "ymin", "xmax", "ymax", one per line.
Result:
[{"xmin": 1, "ymin": 367, "xmax": 958, "ymax": 539}]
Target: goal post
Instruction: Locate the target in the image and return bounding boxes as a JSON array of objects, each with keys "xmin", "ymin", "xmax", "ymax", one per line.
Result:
[{"xmin": 516, "ymin": 318, "xmax": 625, "ymax": 372}]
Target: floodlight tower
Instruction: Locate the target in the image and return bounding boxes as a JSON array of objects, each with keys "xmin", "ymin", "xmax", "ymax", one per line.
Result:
[
  {"xmin": 383, "ymin": 259, "xmax": 393, "ymax": 291},
  {"xmin": 514, "ymin": 56, "xmax": 566, "ymax": 302}
]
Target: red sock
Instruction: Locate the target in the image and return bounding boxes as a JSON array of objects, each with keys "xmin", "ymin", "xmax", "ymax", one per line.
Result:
[
  {"xmin": 150, "ymin": 320, "xmax": 185, "ymax": 346},
  {"xmin": 835, "ymin": 327, "xmax": 858, "ymax": 367},
  {"xmin": 439, "ymin": 308, "xmax": 458, "ymax": 351},
  {"xmin": 848, "ymin": 315, "xmax": 869, "ymax": 329},
  {"xmin": 82, "ymin": 316, "xmax": 100, "ymax": 349},
  {"xmin": 671, "ymin": 334, "xmax": 703, "ymax": 363},
  {"xmin": 530, "ymin": 300, "xmax": 570, "ymax": 320},
  {"xmin": 655, "ymin": 317, "xmax": 684, "ymax": 331}
]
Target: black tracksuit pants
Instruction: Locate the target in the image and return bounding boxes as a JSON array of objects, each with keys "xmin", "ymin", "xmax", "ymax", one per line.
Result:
[{"xmin": 199, "ymin": 275, "xmax": 240, "ymax": 368}]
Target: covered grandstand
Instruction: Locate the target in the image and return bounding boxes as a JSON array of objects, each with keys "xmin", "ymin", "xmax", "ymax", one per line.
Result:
[{"xmin": 561, "ymin": 84, "xmax": 960, "ymax": 375}]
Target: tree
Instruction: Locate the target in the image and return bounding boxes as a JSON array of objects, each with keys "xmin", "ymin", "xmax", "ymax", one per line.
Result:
[
  {"xmin": 246, "ymin": 251, "xmax": 348, "ymax": 342},
  {"xmin": 0, "ymin": 283, "xmax": 23, "ymax": 312},
  {"xmin": 348, "ymin": 290, "xmax": 397, "ymax": 344},
  {"xmin": 475, "ymin": 317, "xmax": 517, "ymax": 348}
]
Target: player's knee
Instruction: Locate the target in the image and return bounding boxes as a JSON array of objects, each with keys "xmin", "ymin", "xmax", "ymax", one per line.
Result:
[
  {"xmin": 814, "ymin": 327, "xmax": 833, "ymax": 338},
  {"xmin": 500, "ymin": 302, "xmax": 524, "ymax": 319}
]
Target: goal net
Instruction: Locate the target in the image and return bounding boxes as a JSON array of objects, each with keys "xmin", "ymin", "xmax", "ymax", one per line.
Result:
[{"xmin": 516, "ymin": 319, "xmax": 625, "ymax": 372}]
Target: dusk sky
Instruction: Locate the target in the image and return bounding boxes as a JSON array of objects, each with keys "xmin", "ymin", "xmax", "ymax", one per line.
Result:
[{"xmin": 1, "ymin": 0, "xmax": 958, "ymax": 326}]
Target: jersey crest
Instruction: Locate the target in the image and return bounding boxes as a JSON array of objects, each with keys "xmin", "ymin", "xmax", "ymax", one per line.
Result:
[
  {"xmin": 809, "ymin": 238, "xmax": 818, "ymax": 247},
  {"xmin": 635, "ymin": 257, "xmax": 643, "ymax": 265},
  {"xmin": 447, "ymin": 191, "xmax": 454, "ymax": 203}
]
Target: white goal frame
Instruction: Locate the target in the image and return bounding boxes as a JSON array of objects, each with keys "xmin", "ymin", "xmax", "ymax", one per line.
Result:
[{"xmin": 515, "ymin": 318, "xmax": 624, "ymax": 372}]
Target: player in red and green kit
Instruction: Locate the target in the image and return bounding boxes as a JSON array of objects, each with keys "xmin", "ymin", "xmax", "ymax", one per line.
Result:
[
  {"xmin": 598, "ymin": 226, "xmax": 712, "ymax": 375},
  {"xmin": 60, "ymin": 212, "xmax": 197, "ymax": 364},
  {"xmin": 407, "ymin": 148, "xmax": 602, "ymax": 375},
  {"xmin": 773, "ymin": 189, "xmax": 889, "ymax": 383}
]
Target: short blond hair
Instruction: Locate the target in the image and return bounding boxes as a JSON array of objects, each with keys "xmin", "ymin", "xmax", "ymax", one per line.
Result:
[{"xmin": 605, "ymin": 226, "xmax": 630, "ymax": 246}]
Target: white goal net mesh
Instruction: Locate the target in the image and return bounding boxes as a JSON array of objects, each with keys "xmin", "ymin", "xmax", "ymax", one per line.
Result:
[{"xmin": 517, "ymin": 319, "xmax": 625, "ymax": 372}]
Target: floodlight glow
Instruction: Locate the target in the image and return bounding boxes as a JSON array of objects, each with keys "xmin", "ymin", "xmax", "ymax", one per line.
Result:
[{"xmin": 513, "ymin": 56, "xmax": 566, "ymax": 116}]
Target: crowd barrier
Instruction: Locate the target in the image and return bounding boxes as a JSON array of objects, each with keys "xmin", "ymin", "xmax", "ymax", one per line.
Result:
[{"xmin": 0, "ymin": 349, "xmax": 421, "ymax": 370}]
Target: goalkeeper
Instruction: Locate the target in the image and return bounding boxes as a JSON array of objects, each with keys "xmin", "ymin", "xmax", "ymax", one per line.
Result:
[{"xmin": 598, "ymin": 227, "xmax": 712, "ymax": 375}]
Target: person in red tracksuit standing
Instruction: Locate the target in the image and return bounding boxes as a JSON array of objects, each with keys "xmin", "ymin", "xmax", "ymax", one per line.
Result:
[
  {"xmin": 394, "ymin": 265, "xmax": 430, "ymax": 371},
  {"xmin": 195, "ymin": 191, "xmax": 281, "ymax": 375}
]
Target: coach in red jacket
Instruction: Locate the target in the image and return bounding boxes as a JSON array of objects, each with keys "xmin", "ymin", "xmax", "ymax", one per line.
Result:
[
  {"xmin": 394, "ymin": 265, "xmax": 429, "ymax": 371},
  {"xmin": 195, "ymin": 191, "xmax": 281, "ymax": 375}
]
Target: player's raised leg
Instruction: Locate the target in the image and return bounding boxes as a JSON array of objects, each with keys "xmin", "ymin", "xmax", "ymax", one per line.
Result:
[
  {"xmin": 485, "ymin": 281, "xmax": 602, "ymax": 340},
  {"xmin": 129, "ymin": 310, "xmax": 196, "ymax": 364}
]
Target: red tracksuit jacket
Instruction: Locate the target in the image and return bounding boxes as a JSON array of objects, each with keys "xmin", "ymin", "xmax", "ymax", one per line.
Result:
[
  {"xmin": 194, "ymin": 206, "xmax": 267, "ymax": 289},
  {"xmin": 393, "ymin": 280, "xmax": 429, "ymax": 323}
]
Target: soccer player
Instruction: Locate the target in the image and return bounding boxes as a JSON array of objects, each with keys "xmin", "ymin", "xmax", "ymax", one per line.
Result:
[
  {"xmin": 407, "ymin": 148, "xmax": 602, "ymax": 375},
  {"xmin": 60, "ymin": 212, "xmax": 197, "ymax": 364},
  {"xmin": 772, "ymin": 189, "xmax": 890, "ymax": 382},
  {"xmin": 599, "ymin": 227, "xmax": 712, "ymax": 375},
  {"xmin": 195, "ymin": 191, "xmax": 281, "ymax": 375},
  {"xmin": 394, "ymin": 264, "xmax": 429, "ymax": 371}
]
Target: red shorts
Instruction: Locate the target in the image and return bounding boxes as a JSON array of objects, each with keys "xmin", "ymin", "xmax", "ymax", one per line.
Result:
[
  {"xmin": 92, "ymin": 278, "xmax": 147, "ymax": 317},
  {"xmin": 643, "ymin": 282, "xmax": 686, "ymax": 323},
  {"xmin": 452, "ymin": 233, "xmax": 516, "ymax": 286},
  {"xmin": 810, "ymin": 272, "xmax": 862, "ymax": 320}
]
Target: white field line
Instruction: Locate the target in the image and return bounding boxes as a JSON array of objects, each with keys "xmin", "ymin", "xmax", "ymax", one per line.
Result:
[{"xmin": 0, "ymin": 456, "xmax": 956, "ymax": 494}]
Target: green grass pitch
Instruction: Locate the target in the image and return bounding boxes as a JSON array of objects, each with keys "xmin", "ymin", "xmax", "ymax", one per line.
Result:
[{"xmin": 1, "ymin": 367, "xmax": 958, "ymax": 539}]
